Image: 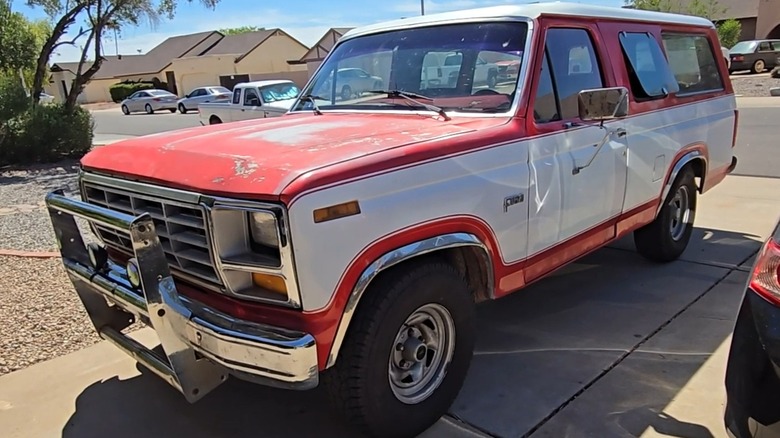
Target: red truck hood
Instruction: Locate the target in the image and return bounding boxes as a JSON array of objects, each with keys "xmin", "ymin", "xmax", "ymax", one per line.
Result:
[{"xmin": 82, "ymin": 113, "xmax": 512, "ymax": 200}]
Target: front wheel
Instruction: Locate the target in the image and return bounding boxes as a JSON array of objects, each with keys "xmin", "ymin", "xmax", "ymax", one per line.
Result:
[
  {"xmin": 634, "ymin": 167, "xmax": 697, "ymax": 262},
  {"xmin": 178, "ymin": 103, "xmax": 187, "ymax": 114},
  {"xmin": 121, "ymin": 105, "xmax": 130, "ymax": 115},
  {"xmin": 323, "ymin": 261, "xmax": 475, "ymax": 438}
]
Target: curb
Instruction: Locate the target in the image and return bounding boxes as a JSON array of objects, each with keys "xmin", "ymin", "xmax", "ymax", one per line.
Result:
[{"xmin": 0, "ymin": 249, "xmax": 60, "ymax": 258}]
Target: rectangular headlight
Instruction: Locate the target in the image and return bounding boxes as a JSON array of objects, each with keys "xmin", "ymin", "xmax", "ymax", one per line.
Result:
[{"xmin": 249, "ymin": 212, "xmax": 279, "ymax": 248}]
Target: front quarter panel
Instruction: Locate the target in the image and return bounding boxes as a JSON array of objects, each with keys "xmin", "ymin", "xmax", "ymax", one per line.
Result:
[{"xmin": 287, "ymin": 141, "xmax": 531, "ymax": 312}]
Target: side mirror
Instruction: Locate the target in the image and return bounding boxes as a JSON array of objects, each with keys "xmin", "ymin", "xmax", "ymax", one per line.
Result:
[{"xmin": 577, "ymin": 87, "xmax": 629, "ymax": 122}]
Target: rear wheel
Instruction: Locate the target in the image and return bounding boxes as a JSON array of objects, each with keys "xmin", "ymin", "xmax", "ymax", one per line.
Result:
[
  {"xmin": 323, "ymin": 261, "xmax": 475, "ymax": 438},
  {"xmin": 753, "ymin": 59, "xmax": 766, "ymax": 74},
  {"xmin": 634, "ymin": 167, "xmax": 697, "ymax": 262},
  {"xmin": 145, "ymin": 104, "xmax": 154, "ymax": 114},
  {"xmin": 178, "ymin": 103, "xmax": 187, "ymax": 114}
]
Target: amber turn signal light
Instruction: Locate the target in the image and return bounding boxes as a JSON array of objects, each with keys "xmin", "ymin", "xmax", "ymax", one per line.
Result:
[
  {"xmin": 313, "ymin": 200, "xmax": 361, "ymax": 223},
  {"xmin": 252, "ymin": 273, "xmax": 288, "ymax": 296}
]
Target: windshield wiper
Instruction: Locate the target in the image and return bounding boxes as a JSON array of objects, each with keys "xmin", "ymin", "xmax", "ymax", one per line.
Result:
[
  {"xmin": 365, "ymin": 90, "xmax": 450, "ymax": 121},
  {"xmin": 299, "ymin": 94, "xmax": 323, "ymax": 115}
]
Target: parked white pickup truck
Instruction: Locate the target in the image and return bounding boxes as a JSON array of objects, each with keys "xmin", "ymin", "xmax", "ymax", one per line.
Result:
[{"xmin": 198, "ymin": 80, "xmax": 300, "ymax": 125}]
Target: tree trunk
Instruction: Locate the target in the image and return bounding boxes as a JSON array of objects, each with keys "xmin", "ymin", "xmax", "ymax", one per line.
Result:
[{"xmin": 31, "ymin": 3, "xmax": 87, "ymax": 105}]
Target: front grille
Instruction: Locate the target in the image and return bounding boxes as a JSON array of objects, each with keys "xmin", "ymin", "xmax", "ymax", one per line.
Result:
[{"xmin": 82, "ymin": 183, "xmax": 221, "ymax": 285}]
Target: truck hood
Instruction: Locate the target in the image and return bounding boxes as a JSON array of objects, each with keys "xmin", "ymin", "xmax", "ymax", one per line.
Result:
[{"xmin": 81, "ymin": 113, "xmax": 509, "ymax": 199}]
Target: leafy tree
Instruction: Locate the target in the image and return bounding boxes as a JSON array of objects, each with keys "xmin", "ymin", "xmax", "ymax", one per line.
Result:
[
  {"xmin": 24, "ymin": 0, "xmax": 221, "ymax": 109},
  {"xmin": 0, "ymin": 1, "xmax": 38, "ymax": 84},
  {"xmin": 717, "ymin": 18, "xmax": 741, "ymax": 49},
  {"xmin": 219, "ymin": 25, "xmax": 264, "ymax": 35},
  {"xmin": 626, "ymin": 0, "xmax": 742, "ymax": 49}
]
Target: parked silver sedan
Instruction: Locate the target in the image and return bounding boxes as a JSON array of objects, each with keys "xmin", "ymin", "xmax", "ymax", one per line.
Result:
[
  {"xmin": 176, "ymin": 86, "xmax": 231, "ymax": 114},
  {"xmin": 120, "ymin": 89, "xmax": 178, "ymax": 115}
]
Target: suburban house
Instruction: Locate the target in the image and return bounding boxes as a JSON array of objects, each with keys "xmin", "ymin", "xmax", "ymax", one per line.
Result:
[
  {"xmin": 48, "ymin": 29, "xmax": 308, "ymax": 104},
  {"xmin": 171, "ymin": 28, "xmax": 308, "ymax": 94},
  {"xmin": 291, "ymin": 27, "xmax": 354, "ymax": 77}
]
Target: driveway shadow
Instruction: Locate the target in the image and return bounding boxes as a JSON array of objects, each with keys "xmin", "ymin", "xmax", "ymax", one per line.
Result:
[{"xmin": 60, "ymin": 227, "xmax": 762, "ymax": 438}]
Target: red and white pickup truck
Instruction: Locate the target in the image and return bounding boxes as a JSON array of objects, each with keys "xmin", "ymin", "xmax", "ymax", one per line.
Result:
[{"xmin": 46, "ymin": 3, "xmax": 738, "ymax": 437}]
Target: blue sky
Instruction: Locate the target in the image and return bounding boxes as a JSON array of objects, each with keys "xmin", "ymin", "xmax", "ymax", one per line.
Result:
[{"xmin": 12, "ymin": 0, "xmax": 625, "ymax": 62}]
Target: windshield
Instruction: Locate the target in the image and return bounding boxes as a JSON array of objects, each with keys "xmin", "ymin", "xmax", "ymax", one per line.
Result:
[
  {"xmin": 293, "ymin": 22, "xmax": 528, "ymax": 114},
  {"xmin": 730, "ymin": 41, "xmax": 757, "ymax": 53},
  {"xmin": 260, "ymin": 83, "xmax": 301, "ymax": 102}
]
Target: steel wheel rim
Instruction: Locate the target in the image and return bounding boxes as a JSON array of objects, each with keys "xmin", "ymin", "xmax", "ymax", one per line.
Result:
[
  {"xmin": 669, "ymin": 185, "xmax": 690, "ymax": 241},
  {"xmin": 757, "ymin": 60, "xmax": 765, "ymax": 71},
  {"xmin": 388, "ymin": 303, "xmax": 456, "ymax": 405}
]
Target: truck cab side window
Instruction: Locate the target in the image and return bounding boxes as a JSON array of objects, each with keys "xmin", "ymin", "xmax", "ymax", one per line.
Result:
[
  {"xmin": 619, "ymin": 32, "xmax": 679, "ymax": 100},
  {"xmin": 232, "ymin": 89, "xmax": 241, "ymax": 104},
  {"xmin": 545, "ymin": 28, "xmax": 604, "ymax": 120},
  {"xmin": 533, "ymin": 52, "xmax": 560, "ymax": 123},
  {"xmin": 244, "ymin": 89, "xmax": 261, "ymax": 106},
  {"xmin": 534, "ymin": 28, "xmax": 603, "ymax": 122}
]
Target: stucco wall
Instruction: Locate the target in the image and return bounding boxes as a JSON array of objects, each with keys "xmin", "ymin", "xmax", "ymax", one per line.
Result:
[
  {"xmin": 171, "ymin": 55, "xmax": 239, "ymax": 96},
  {"xmin": 757, "ymin": 0, "xmax": 780, "ymax": 38},
  {"xmin": 236, "ymin": 33, "xmax": 308, "ymax": 75}
]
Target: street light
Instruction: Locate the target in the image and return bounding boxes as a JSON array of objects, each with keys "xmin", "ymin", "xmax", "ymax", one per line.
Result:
[{"xmin": 421, "ymin": 0, "xmax": 425, "ymax": 15}]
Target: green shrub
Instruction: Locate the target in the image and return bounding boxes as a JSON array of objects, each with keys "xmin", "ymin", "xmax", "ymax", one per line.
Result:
[
  {"xmin": 109, "ymin": 81, "xmax": 154, "ymax": 102},
  {"xmin": 0, "ymin": 76, "xmax": 30, "ymax": 123},
  {"xmin": 717, "ymin": 19, "xmax": 742, "ymax": 51},
  {"xmin": 0, "ymin": 104, "xmax": 94, "ymax": 166}
]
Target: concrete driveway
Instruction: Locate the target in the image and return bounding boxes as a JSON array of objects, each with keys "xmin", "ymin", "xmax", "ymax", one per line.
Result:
[{"xmin": 2, "ymin": 100, "xmax": 779, "ymax": 438}]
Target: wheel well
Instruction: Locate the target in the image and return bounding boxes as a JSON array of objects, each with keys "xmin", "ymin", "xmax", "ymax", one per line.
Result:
[
  {"xmin": 686, "ymin": 157, "xmax": 706, "ymax": 193},
  {"xmin": 369, "ymin": 246, "xmax": 492, "ymax": 304},
  {"xmin": 209, "ymin": 115, "xmax": 221, "ymax": 124}
]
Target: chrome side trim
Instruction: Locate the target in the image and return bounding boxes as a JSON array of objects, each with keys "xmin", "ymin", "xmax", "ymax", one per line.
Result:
[
  {"xmin": 658, "ymin": 150, "xmax": 707, "ymax": 215},
  {"xmin": 46, "ymin": 190, "xmax": 319, "ymax": 401},
  {"xmin": 325, "ymin": 233, "xmax": 492, "ymax": 368}
]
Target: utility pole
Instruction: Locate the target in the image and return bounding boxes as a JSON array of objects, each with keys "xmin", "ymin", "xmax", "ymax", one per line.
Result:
[{"xmin": 421, "ymin": 0, "xmax": 425, "ymax": 15}]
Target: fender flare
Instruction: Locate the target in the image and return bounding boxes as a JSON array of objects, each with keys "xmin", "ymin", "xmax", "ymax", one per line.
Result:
[
  {"xmin": 325, "ymin": 232, "xmax": 492, "ymax": 368},
  {"xmin": 657, "ymin": 150, "xmax": 707, "ymax": 215}
]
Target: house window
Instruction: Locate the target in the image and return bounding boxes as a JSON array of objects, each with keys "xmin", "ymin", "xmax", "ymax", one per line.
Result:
[
  {"xmin": 662, "ymin": 33, "xmax": 724, "ymax": 94},
  {"xmin": 619, "ymin": 32, "xmax": 679, "ymax": 100}
]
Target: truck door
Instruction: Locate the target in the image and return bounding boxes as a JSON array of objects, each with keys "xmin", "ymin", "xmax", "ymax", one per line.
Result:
[{"xmin": 525, "ymin": 24, "xmax": 628, "ymax": 282}]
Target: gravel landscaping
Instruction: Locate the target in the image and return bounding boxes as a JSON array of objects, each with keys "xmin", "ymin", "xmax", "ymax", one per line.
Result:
[
  {"xmin": 730, "ymin": 72, "xmax": 780, "ymax": 97},
  {"xmin": 0, "ymin": 162, "xmax": 119, "ymax": 376}
]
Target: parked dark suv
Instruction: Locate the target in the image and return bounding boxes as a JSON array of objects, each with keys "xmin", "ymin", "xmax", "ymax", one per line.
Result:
[{"xmin": 729, "ymin": 39, "xmax": 780, "ymax": 74}]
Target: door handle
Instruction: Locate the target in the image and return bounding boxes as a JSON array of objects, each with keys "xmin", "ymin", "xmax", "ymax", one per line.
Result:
[{"xmin": 616, "ymin": 128, "xmax": 627, "ymax": 138}]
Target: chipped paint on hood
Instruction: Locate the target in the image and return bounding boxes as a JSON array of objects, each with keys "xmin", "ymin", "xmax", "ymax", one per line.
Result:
[{"xmin": 81, "ymin": 112, "xmax": 512, "ymax": 199}]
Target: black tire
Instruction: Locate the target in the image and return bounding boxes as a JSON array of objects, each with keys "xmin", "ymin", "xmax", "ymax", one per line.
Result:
[
  {"xmin": 209, "ymin": 116, "xmax": 222, "ymax": 125},
  {"xmin": 145, "ymin": 104, "xmax": 154, "ymax": 114},
  {"xmin": 323, "ymin": 261, "xmax": 475, "ymax": 438},
  {"xmin": 341, "ymin": 85, "xmax": 352, "ymax": 101},
  {"xmin": 121, "ymin": 105, "xmax": 130, "ymax": 115},
  {"xmin": 178, "ymin": 104, "xmax": 187, "ymax": 114},
  {"xmin": 634, "ymin": 167, "xmax": 697, "ymax": 262},
  {"xmin": 487, "ymin": 72, "xmax": 497, "ymax": 89},
  {"xmin": 168, "ymin": 108, "xmax": 176, "ymax": 113},
  {"xmin": 753, "ymin": 59, "xmax": 765, "ymax": 74}
]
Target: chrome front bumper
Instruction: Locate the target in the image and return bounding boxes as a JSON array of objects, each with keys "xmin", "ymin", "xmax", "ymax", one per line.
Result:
[{"xmin": 45, "ymin": 190, "xmax": 318, "ymax": 402}]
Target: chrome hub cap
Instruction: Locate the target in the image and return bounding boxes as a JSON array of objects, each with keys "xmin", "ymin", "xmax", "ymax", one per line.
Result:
[
  {"xmin": 388, "ymin": 303, "xmax": 455, "ymax": 405},
  {"xmin": 669, "ymin": 185, "xmax": 690, "ymax": 241}
]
